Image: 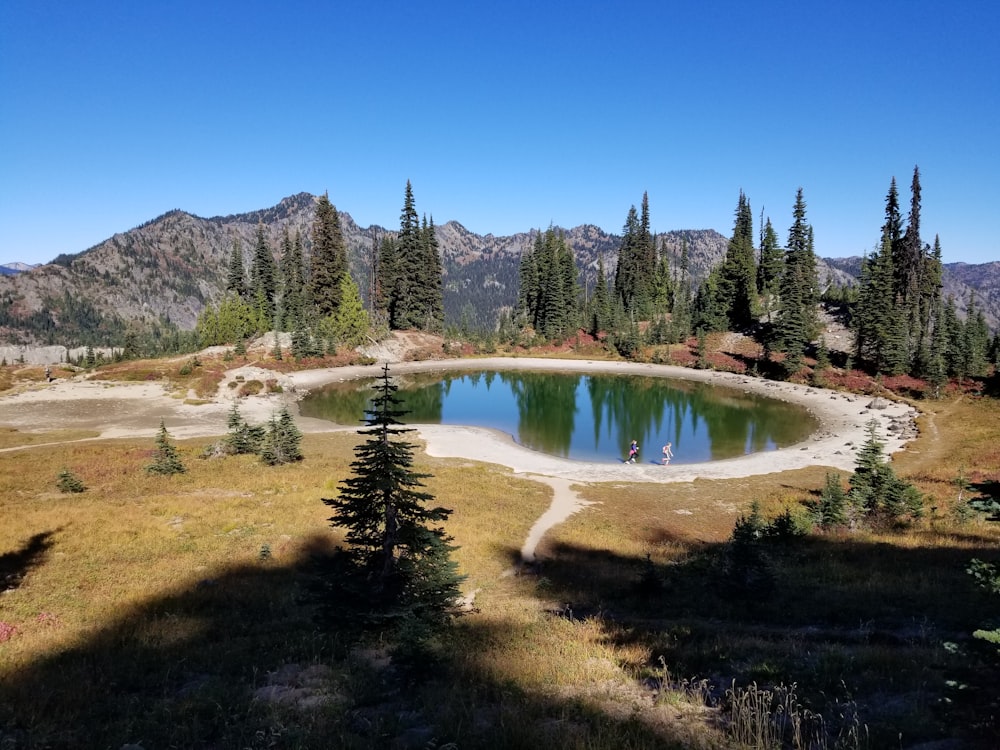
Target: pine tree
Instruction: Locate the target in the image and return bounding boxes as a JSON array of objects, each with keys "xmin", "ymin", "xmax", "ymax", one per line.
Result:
[
  {"xmin": 224, "ymin": 402, "xmax": 264, "ymax": 455},
  {"xmin": 518, "ymin": 227, "xmax": 579, "ymax": 340},
  {"xmin": 961, "ymin": 292, "xmax": 991, "ymax": 378},
  {"xmin": 813, "ymin": 472, "xmax": 848, "ymax": 528},
  {"xmin": 146, "ymin": 420, "xmax": 186, "ymax": 475},
  {"xmin": 249, "ymin": 224, "xmax": 277, "ymax": 326},
  {"xmin": 56, "ymin": 468, "xmax": 86, "ymax": 493},
  {"xmin": 321, "ymin": 364, "xmax": 464, "ymax": 634},
  {"xmin": 376, "ymin": 234, "xmax": 399, "ymax": 322},
  {"xmin": 773, "ymin": 189, "xmax": 819, "ymax": 375},
  {"xmin": 613, "ymin": 195, "xmax": 657, "ymax": 319},
  {"xmin": 279, "ymin": 229, "xmax": 306, "ymax": 331},
  {"xmin": 309, "ymin": 193, "xmax": 348, "ymax": 318},
  {"xmin": 650, "ymin": 236, "xmax": 675, "ymax": 315},
  {"xmin": 589, "ymin": 254, "xmax": 612, "ymax": 336},
  {"xmin": 693, "ymin": 268, "xmax": 728, "ymax": 333},
  {"xmin": 926, "ymin": 295, "xmax": 950, "ymax": 396},
  {"xmin": 756, "ymin": 217, "xmax": 783, "ymax": 320},
  {"xmin": 670, "ymin": 239, "xmax": 693, "ymax": 342},
  {"xmin": 259, "ymin": 407, "xmax": 303, "ymax": 465},
  {"xmin": 225, "ymin": 239, "xmax": 248, "ymax": 300},
  {"xmin": 718, "ymin": 191, "xmax": 757, "ymax": 331},
  {"xmin": 331, "ymin": 272, "xmax": 370, "ymax": 347},
  {"xmin": 389, "ymin": 180, "xmax": 423, "ymax": 329},
  {"xmin": 848, "ymin": 419, "xmax": 922, "ymax": 525},
  {"xmin": 415, "ymin": 214, "xmax": 445, "ymax": 331}
]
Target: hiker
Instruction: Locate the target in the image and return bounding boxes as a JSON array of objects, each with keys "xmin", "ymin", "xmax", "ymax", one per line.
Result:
[
  {"xmin": 661, "ymin": 442, "xmax": 673, "ymax": 465},
  {"xmin": 44, "ymin": 365, "xmax": 52, "ymax": 383},
  {"xmin": 627, "ymin": 439, "xmax": 638, "ymax": 463}
]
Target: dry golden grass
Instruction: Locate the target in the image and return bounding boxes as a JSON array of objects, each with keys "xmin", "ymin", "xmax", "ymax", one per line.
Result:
[
  {"xmin": 2, "ymin": 375, "xmax": 999, "ymax": 748},
  {"xmin": 0, "ymin": 427, "xmax": 100, "ymax": 449}
]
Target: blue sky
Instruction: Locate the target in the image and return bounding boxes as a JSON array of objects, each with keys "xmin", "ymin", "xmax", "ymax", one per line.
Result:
[{"xmin": 2, "ymin": 0, "xmax": 998, "ymax": 266}]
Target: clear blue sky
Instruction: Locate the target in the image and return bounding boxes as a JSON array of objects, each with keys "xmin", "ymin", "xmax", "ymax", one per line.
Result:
[{"xmin": 2, "ymin": 0, "xmax": 998, "ymax": 266}]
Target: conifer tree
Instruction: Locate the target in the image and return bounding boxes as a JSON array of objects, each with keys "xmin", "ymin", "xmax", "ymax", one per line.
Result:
[
  {"xmin": 259, "ymin": 407, "xmax": 303, "ymax": 465},
  {"xmin": 390, "ymin": 180, "xmax": 423, "ymax": 329},
  {"xmin": 613, "ymin": 194, "xmax": 657, "ymax": 320},
  {"xmin": 756, "ymin": 217, "xmax": 783, "ymax": 319},
  {"xmin": 961, "ymin": 292, "xmax": 991, "ymax": 378},
  {"xmin": 589, "ymin": 254, "xmax": 613, "ymax": 336},
  {"xmin": 279, "ymin": 229, "xmax": 306, "ymax": 331},
  {"xmin": 331, "ymin": 272, "xmax": 370, "ymax": 347},
  {"xmin": 650, "ymin": 236, "xmax": 675, "ymax": 315},
  {"xmin": 415, "ymin": 214, "xmax": 445, "ymax": 331},
  {"xmin": 249, "ymin": 224, "xmax": 278, "ymax": 325},
  {"xmin": 670, "ymin": 239, "xmax": 693, "ymax": 342},
  {"xmin": 518, "ymin": 227, "xmax": 579, "ymax": 340},
  {"xmin": 225, "ymin": 239, "xmax": 248, "ymax": 300},
  {"xmin": 224, "ymin": 402, "xmax": 264, "ymax": 455},
  {"xmin": 146, "ymin": 420, "xmax": 186, "ymax": 475},
  {"xmin": 309, "ymin": 193, "xmax": 348, "ymax": 318},
  {"xmin": 321, "ymin": 364, "xmax": 464, "ymax": 633},
  {"xmin": 848, "ymin": 419, "xmax": 923, "ymax": 525},
  {"xmin": 56, "ymin": 468, "xmax": 86, "ymax": 494},
  {"xmin": 718, "ymin": 191, "xmax": 757, "ymax": 331},
  {"xmin": 773, "ymin": 189, "xmax": 819, "ymax": 375},
  {"xmin": 926, "ymin": 296, "xmax": 950, "ymax": 396},
  {"xmin": 693, "ymin": 267, "xmax": 728, "ymax": 333},
  {"xmin": 813, "ymin": 472, "xmax": 848, "ymax": 528},
  {"xmin": 376, "ymin": 234, "xmax": 399, "ymax": 322}
]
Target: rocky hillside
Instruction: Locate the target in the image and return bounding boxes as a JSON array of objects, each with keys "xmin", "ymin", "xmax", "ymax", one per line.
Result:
[{"xmin": 0, "ymin": 193, "xmax": 996, "ymax": 344}]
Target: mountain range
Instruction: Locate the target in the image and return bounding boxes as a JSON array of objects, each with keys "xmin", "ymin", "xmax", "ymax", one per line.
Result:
[{"xmin": 1, "ymin": 192, "xmax": 997, "ymax": 345}]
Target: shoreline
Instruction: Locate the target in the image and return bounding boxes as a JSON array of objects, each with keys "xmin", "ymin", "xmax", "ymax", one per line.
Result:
[{"xmin": 0, "ymin": 357, "xmax": 920, "ymax": 484}]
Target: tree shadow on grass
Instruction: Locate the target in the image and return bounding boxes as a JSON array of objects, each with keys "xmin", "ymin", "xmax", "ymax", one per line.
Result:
[
  {"xmin": 508, "ymin": 531, "xmax": 1000, "ymax": 749},
  {"xmin": 0, "ymin": 530, "xmax": 56, "ymax": 593},
  {"xmin": 0, "ymin": 533, "xmax": 722, "ymax": 750}
]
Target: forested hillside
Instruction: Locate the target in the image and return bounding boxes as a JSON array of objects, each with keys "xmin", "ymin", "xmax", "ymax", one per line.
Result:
[{"xmin": 0, "ymin": 192, "xmax": 996, "ymax": 347}]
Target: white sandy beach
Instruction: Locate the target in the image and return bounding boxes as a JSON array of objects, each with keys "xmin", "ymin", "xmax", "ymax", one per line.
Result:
[{"xmin": 0, "ymin": 357, "xmax": 919, "ymax": 483}]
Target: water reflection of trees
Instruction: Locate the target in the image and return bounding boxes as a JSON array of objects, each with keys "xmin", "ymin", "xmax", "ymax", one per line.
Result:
[
  {"xmin": 299, "ymin": 371, "xmax": 816, "ymax": 463},
  {"xmin": 297, "ymin": 374, "xmax": 444, "ymax": 425},
  {"xmin": 501, "ymin": 371, "xmax": 580, "ymax": 457}
]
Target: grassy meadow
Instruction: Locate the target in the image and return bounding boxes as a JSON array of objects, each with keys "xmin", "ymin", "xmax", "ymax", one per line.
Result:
[{"xmin": 1, "ymin": 362, "xmax": 999, "ymax": 749}]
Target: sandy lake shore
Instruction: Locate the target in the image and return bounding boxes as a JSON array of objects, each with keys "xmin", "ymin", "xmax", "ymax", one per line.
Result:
[{"xmin": 0, "ymin": 357, "xmax": 919, "ymax": 485}]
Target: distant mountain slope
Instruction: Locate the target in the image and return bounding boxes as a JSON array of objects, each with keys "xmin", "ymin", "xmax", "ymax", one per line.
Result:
[
  {"xmin": 823, "ymin": 256, "xmax": 1000, "ymax": 330},
  {"xmin": 1, "ymin": 193, "xmax": 996, "ymax": 344},
  {"xmin": 0, "ymin": 262, "xmax": 39, "ymax": 276}
]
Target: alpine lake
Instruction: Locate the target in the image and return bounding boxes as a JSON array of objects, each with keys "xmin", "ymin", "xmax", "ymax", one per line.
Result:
[{"xmin": 299, "ymin": 369, "xmax": 819, "ymax": 465}]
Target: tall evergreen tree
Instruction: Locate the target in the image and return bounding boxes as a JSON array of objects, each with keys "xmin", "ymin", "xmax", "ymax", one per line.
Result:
[
  {"xmin": 756, "ymin": 217, "xmax": 783, "ymax": 322},
  {"xmin": 249, "ymin": 224, "xmax": 278, "ymax": 325},
  {"xmin": 518, "ymin": 227, "xmax": 579, "ymax": 340},
  {"xmin": 693, "ymin": 268, "xmax": 728, "ymax": 333},
  {"xmin": 279, "ymin": 229, "xmax": 306, "ymax": 331},
  {"xmin": 321, "ymin": 365, "xmax": 464, "ymax": 633},
  {"xmin": 589, "ymin": 254, "xmax": 613, "ymax": 336},
  {"xmin": 719, "ymin": 191, "xmax": 757, "ymax": 331},
  {"xmin": 330, "ymin": 272, "xmax": 371, "ymax": 347},
  {"xmin": 613, "ymin": 193, "xmax": 657, "ymax": 319},
  {"xmin": 385, "ymin": 181, "xmax": 424, "ymax": 329},
  {"xmin": 225, "ymin": 239, "xmax": 248, "ymax": 300},
  {"xmin": 773, "ymin": 189, "xmax": 819, "ymax": 375},
  {"xmin": 309, "ymin": 193, "xmax": 348, "ymax": 318},
  {"xmin": 415, "ymin": 215, "xmax": 445, "ymax": 331},
  {"xmin": 376, "ymin": 234, "xmax": 399, "ymax": 323},
  {"xmin": 925, "ymin": 295, "xmax": 950, "ymax": 396},
  {"xmin": 670, "ymin": 239, "xmax": 693, "ymax": 341}
]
